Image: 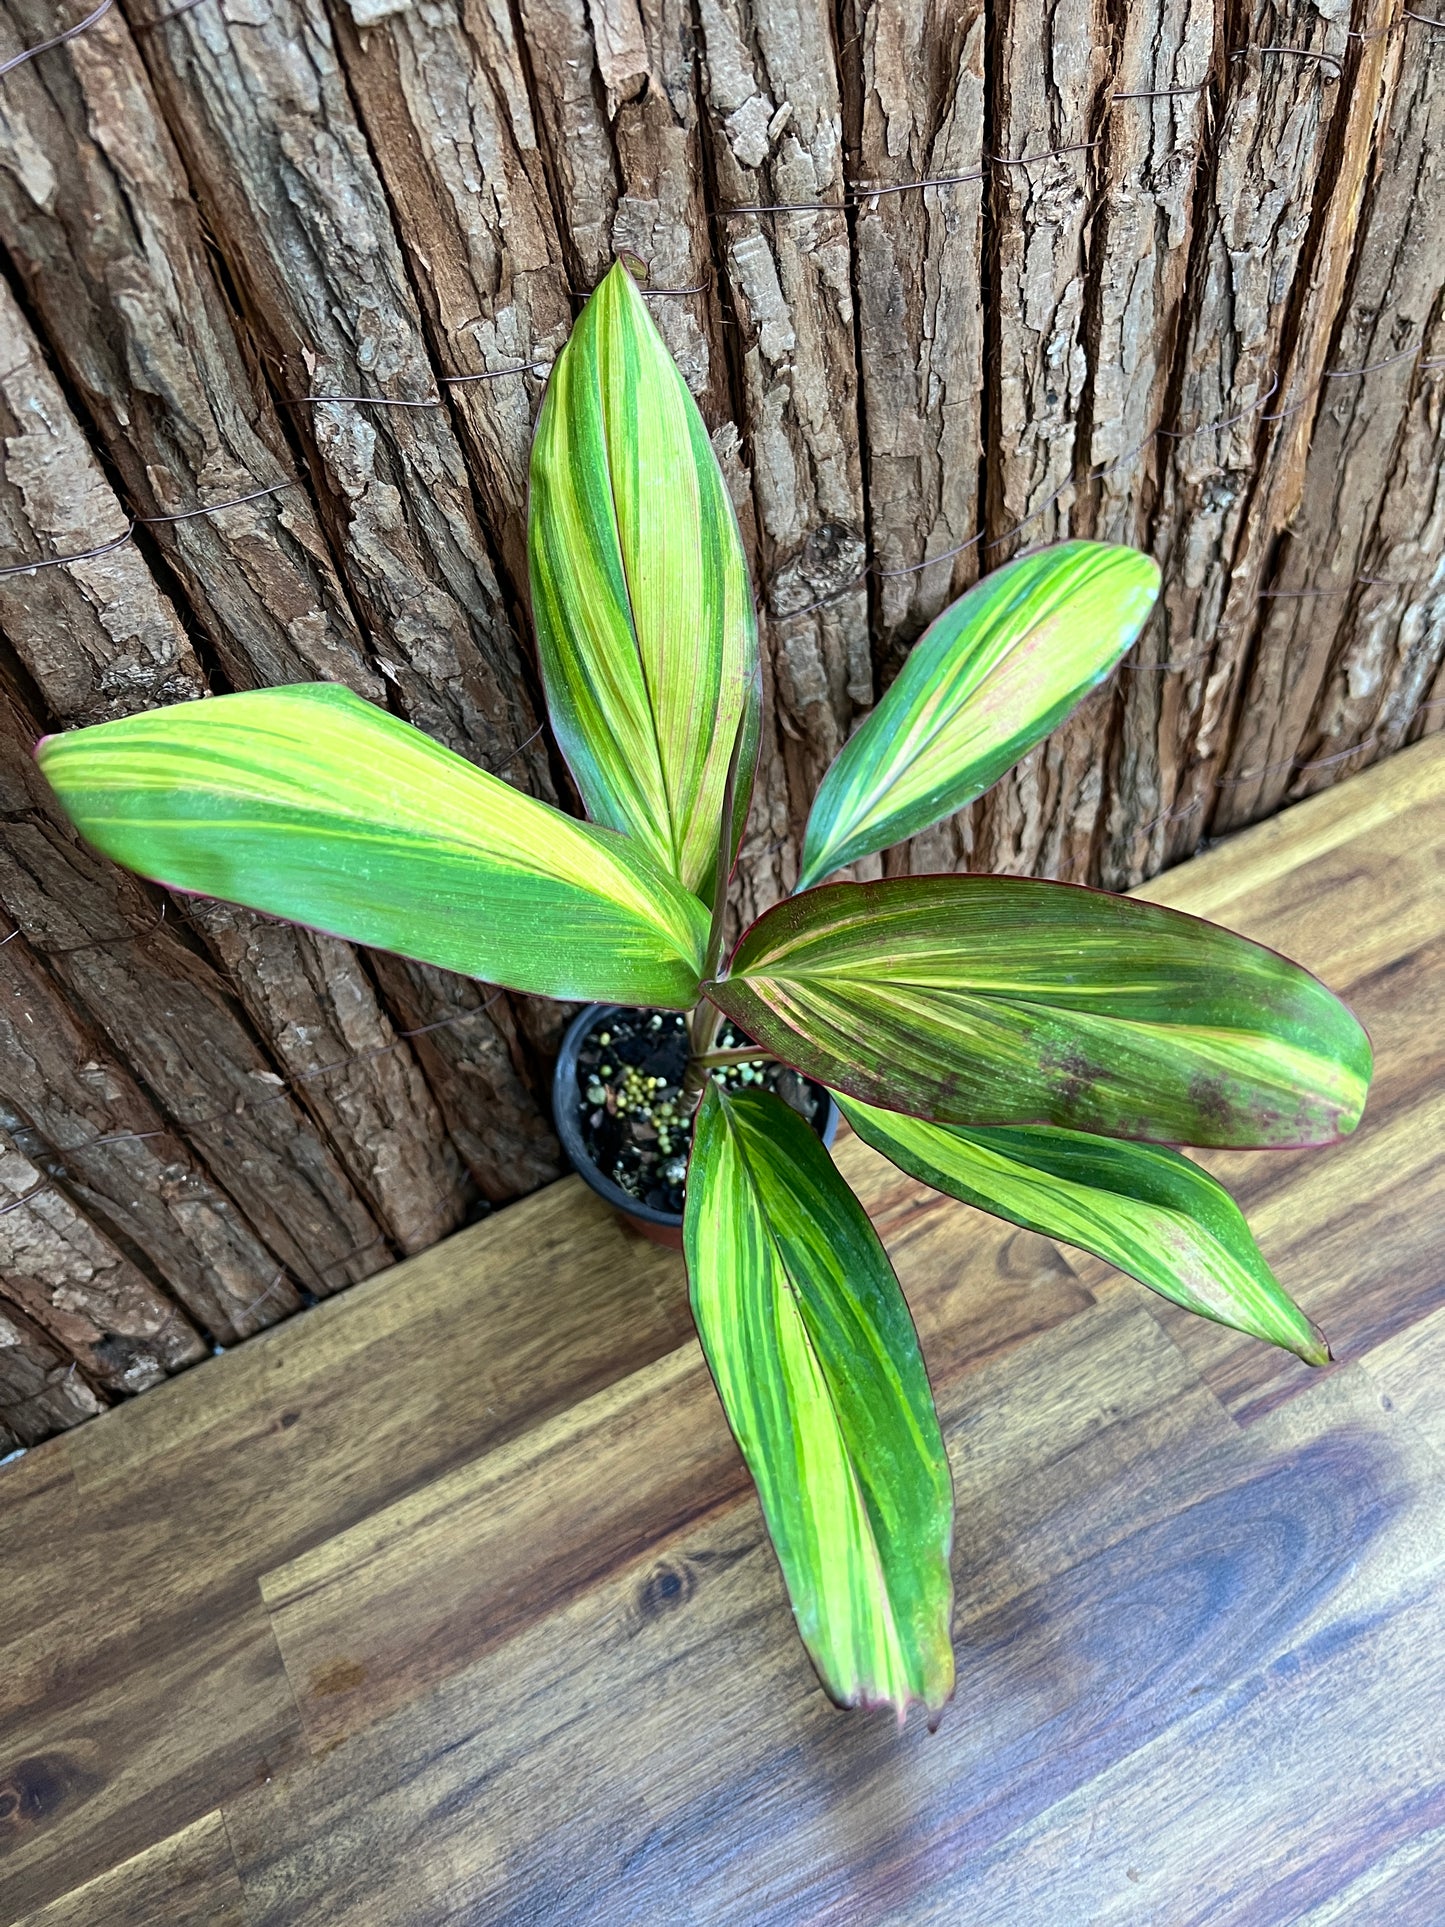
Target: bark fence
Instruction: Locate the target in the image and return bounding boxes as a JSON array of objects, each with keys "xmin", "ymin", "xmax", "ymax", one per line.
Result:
[{"xmin": 0, "ymin": 0, "xmax": 1441, "ymax": 1445}]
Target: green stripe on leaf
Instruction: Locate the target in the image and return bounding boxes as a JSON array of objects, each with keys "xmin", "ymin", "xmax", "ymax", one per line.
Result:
[
  {"xmin": 712, "ymin": 876, "xmax": 1371, "ymax": 1148},
  {"xmin": 529, "ymin": 261, "xmax": 760, "ymax": 901},
  {"xmin": 37, "ymin": 683, "xmax": 708, "ymax": 1008},
  {"xmin": 839, "ymin": 1099, "xmax": 1329, "ymax": 1364},
  {"xmin": 684, "ymin": 1083, "xmax": 954, "ymax": 1720}
]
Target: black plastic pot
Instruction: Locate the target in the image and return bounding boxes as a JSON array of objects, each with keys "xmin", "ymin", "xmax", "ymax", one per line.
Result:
[{"xmin": 553, "ymin": 1002, "xmax": 840, "ymax": 1249}]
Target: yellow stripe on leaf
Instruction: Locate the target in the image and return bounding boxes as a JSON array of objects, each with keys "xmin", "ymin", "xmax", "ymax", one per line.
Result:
[
  {"xmin": 685, "ymin": 1083, "xmax": 955, "ymax": 1719},
  {"xmin": 839, "ymin": 1100, "xmax": 1329, "ymax": 1364},
  {"xmin": 38, "ymin": 684, "xmax": 708, "ymax": 1008},
  {"xmin": 529, "ymin": 262, "xmax": 759, "ymax": 901},
  {"xmin": 713, "ymin": 876, "xmax": 1372, "ymax": 1148}
]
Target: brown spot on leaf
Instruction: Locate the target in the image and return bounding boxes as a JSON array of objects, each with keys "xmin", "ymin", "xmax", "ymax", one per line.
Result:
[
  {"xmin": 1187, "ymin": 1071, "xmax": 1236, "ymax": 1130},
  {"xmin": 1040, "ymin": 1042, "xmax": 1107, "ymax": 1114}
]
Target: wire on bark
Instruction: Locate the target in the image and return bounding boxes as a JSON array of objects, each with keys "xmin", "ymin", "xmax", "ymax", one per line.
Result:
[
  {"xmin": 848, "ymin": 170, "xmax": 988, "ymax": 200},
  {"xmin": 301, "ymin": 392, "xmax": 444, "ymax": 408},
  {"xmin": 1217, "ymin": 736, "xmax": 1381, "ymax": 787},
  {"xmin": 1136, "ymin": 794, "xmax": 1208, "ymax": 835},
  {"xmin": 874, "ymin": 334, "xmax": 1434, "ymax": 586},
  {"xmin": 722, "ymin": 43, "xmax": 1367, "ymax": 219},
  {"xmin": 0, "ymin": 0, "xmax": 112, "ymax": 80},
  {"xmin": 0, "ymin": 483, "xmax": 301, "ymax": 576},
  {"xmin": 1322, "ymin": 343, "xmax": 1426, "ymax": 378},
  {"xmin": 1125, "ymin": 650, "xmax": 1213, "ymax": 675},
  {"xmin": 1229, "ymin": 45, "xmax": 1345, "ymax": 76},
  {"xmin": 1109, "ymin": 81, "xmax": 1210, "ymax": 101},
  {"xmin": 1134, "ymin": 724, "xmax": 1388, "ymax": 837},
  {"xmin": 0, "ymin": 1181, "xmax": 56, "ymax": 1218},
  {"xmin": 1257, "ymin": 573, "xmax": 1424, "ymax": 601},
  {"xmin": 231, "ymin": 1269, "xmax": 289, "ymax": 1325},
  {"xmin": 16, "ymin": 904, "xmax": 168, "ymax": 958},
  {"xmin": 991, "ymin": 138, "xmax": 1104, "ymax": 167},
  {"xmin": 301, "ymin": 358, "xmax": 552, "ymax": 407},
  {"xmin": 141, "ymin": 480, "xmax": 297, "ymax": 523},
  {"xmin": 441, "ymin": 362, "xmax": 554, "ymax": 385},
  {"xmin": 134, "ymin": 0, "xmax": 213, "ymax": 27},
  {"xmin": 723, "ymin": 138, "xmax": 1105, "ymax": 218},
  {"xmin": 0, "ymin": 525, "xmax": 135, "ymax": 577}
]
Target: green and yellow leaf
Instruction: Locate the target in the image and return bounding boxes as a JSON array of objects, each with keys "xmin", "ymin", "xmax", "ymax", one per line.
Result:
[
  {"xmin": 37, "ymin": 683, "xmax": 708, "ymax": 1007},
  {"xmin": 685, "ymin": 1083, "xmax": 954, "ymax": 1719},
  {"xmin": 798, "ymin": 542, "xmax": 1160, "ymax": 888},
  {"xmin": 711, "ymin": 877, "xmax": 1371, "ymax": 1148},
  {"xmin": 839, "ymin": 1099, "xmax": 1328, "ymax": 1364},
  {"xmin": 529, "ymin": 260, "xmax": 760, "ymax": 900}
]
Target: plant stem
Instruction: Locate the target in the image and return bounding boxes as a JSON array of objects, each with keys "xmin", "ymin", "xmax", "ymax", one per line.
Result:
[
  {"xmin": 690, "ymin": 1047, "xmax": 779, "ymax": 1071},
  {"xmin": 682, "ymin": 999, "xmax": 726, "ymax": 1103}
]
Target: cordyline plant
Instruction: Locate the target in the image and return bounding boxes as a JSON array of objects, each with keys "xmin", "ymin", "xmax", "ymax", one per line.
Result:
[{"xmin": 38, "ymin": 263, "xmax": 1371, "ymax": 1724}]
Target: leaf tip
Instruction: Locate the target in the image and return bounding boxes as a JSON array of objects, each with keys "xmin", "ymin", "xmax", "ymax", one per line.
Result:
[
  {"xmin": 826, "ymin": 1667, "xmax": 955, "ymax": 1729},
  {"xmin": 1302, "ymin": 1320, "xmax": 1334, "ymax": 1368},
  {"xmin": 599, "ymin": 253, "xmax": 652, "ymax": 319},
  {"xmin": 832, "ymin": 1625, "xmax": 955, "ymax": 1728}
]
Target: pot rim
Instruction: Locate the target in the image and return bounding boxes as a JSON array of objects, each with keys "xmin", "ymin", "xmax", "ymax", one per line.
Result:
[{"xmin": 552, "ymin": 1001, "xmax": 839, "ymax": 1230}]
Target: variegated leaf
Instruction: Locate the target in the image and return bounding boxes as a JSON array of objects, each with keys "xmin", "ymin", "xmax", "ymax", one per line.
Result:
[
  {"xmin": 529, "ymin": 260, "xmax": 760, "ymax": 901},
  {"xmin": 685, "ymin": 1083, "xmax": 955, "ymax": 1719},
  {"xmin": 798, "ymin": 542, "xmax": 1160, "ymax": 888},
  {"xmin": 711, "ymin": 877, "xmax": 1371, "ymax": 1147},
  {"xmin": 38, "ymin": 684, "xmax": 708, "ymax": 1007},
  {"xmin": 839, "ymin": 1099, "xmax": 1328, "ymax": 1364}
]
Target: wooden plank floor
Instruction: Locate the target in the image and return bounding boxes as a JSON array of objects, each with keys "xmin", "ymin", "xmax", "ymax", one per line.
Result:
[{"xmin": 3, "ymin": 735, "xmax": 1443, "ymax": 1926}]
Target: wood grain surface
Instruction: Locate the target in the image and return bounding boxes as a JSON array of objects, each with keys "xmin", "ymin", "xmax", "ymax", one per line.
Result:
[{"xmin": 1, "ymin": 736, "xmax": 1440, "ymax": 1922}]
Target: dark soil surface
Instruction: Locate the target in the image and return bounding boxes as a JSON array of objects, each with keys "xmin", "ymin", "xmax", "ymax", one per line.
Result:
[{"xmin": 573, "ymin": 1008, "xmax": 827, "ymax": 1217}]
